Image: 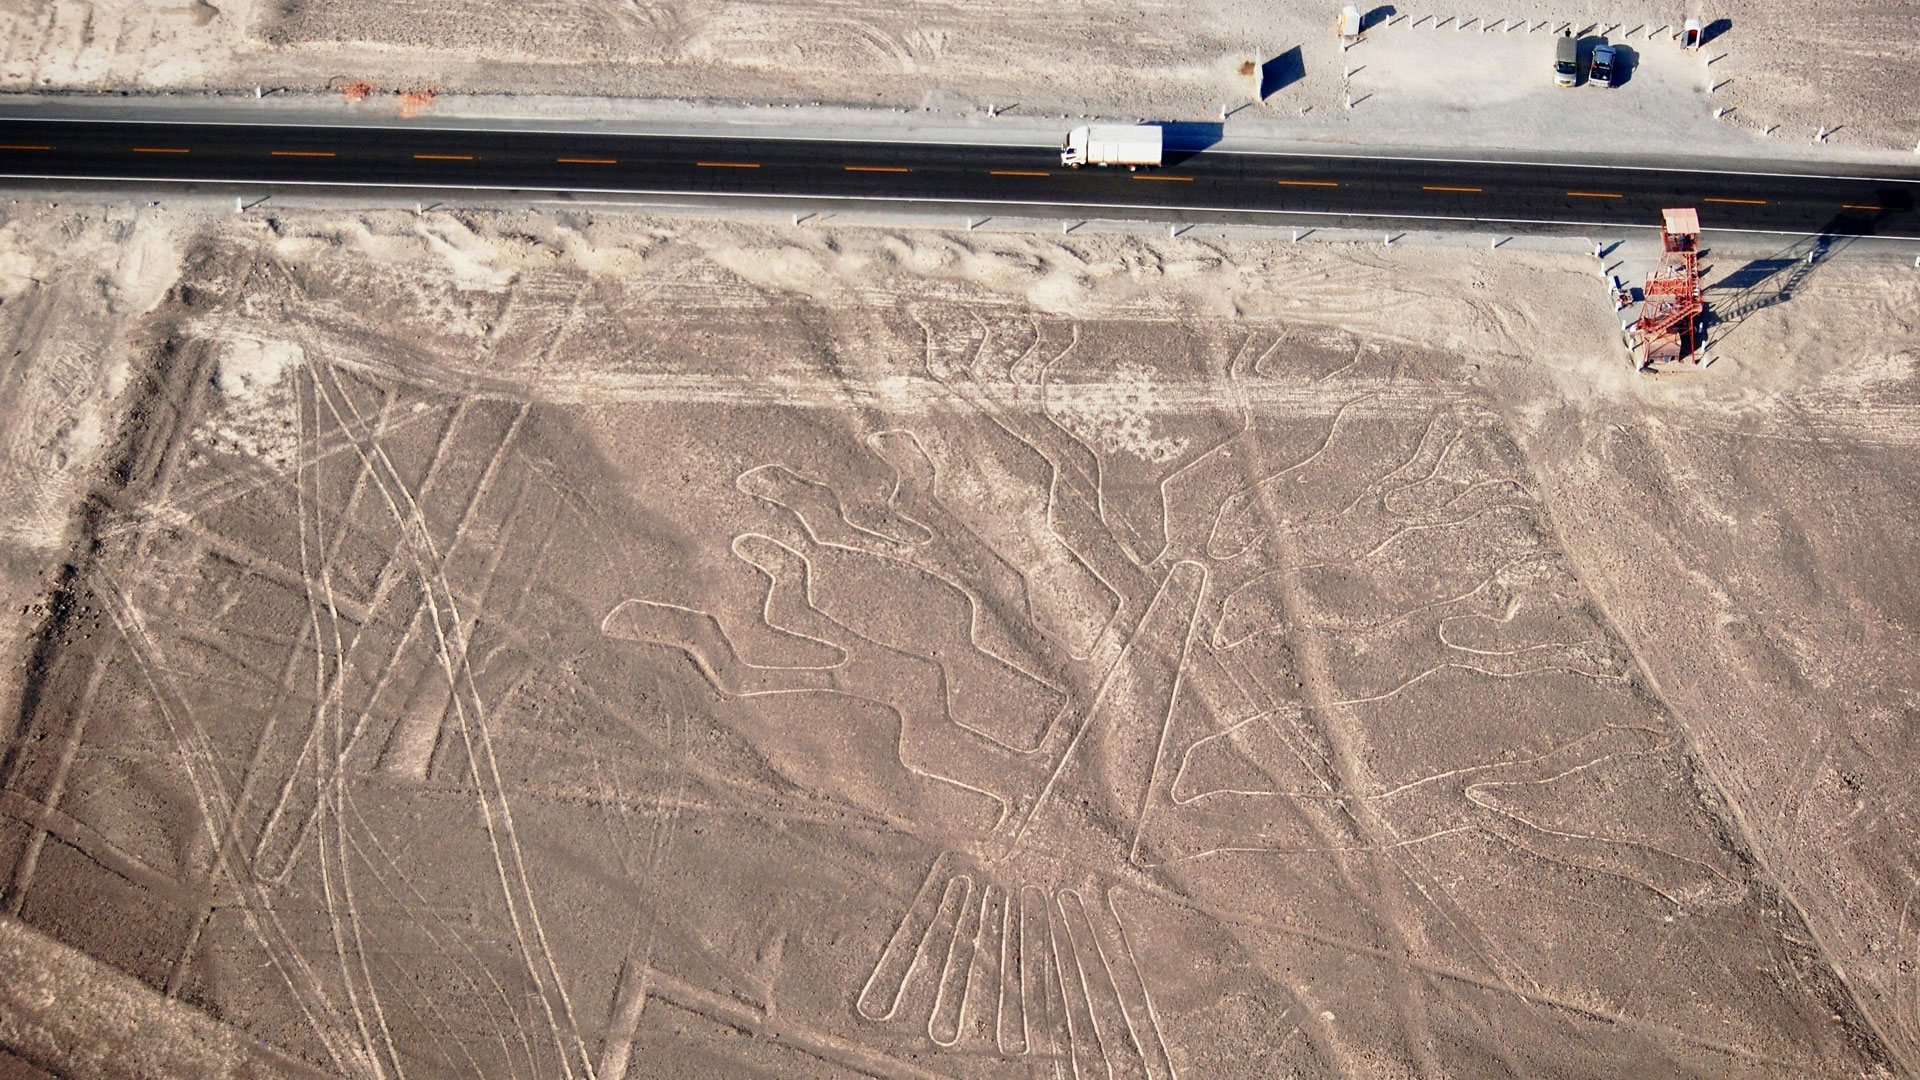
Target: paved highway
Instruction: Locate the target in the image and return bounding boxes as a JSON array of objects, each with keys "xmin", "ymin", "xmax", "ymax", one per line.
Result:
[{"xmin": 2, "ymin": 116, "xmax": 1917, "ymax": 237}]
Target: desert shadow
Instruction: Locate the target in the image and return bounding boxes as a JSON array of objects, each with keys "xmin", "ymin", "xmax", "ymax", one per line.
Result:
[
  {"xmin": 1608, "ymin": 43, "xmax": 1638, "ymax": 86},
  {"xmin": 1261, "ymin": 47, "xmax": 1304, "ymax": 98},
  {"xmin": 1700, "ymin": 198, "xmax": 1912, "ymax": 336}
]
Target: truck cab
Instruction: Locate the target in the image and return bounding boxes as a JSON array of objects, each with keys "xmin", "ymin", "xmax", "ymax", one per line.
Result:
[
  {"xmin": 1061, "ymin": 127, "xmax": 1091, "ymax": 167},
  {"xmin": 1554, "ymin": 34, "xmax": 1579, "ymax": 86}
]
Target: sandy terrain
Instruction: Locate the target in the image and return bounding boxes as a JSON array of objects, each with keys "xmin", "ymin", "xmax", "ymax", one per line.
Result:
[
  {"xmin": 0, "ymin": 199, "xmax": 1915, "ymax": 1077},
  {"xmin": 2, "ymin": 0, "xmax": 1918, "ymax": 155}
]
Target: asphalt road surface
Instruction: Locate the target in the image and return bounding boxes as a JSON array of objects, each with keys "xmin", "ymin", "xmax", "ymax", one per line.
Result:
[{"xmin": 2, "ymin": 116, "xmax": 1917, "ymax": 237}]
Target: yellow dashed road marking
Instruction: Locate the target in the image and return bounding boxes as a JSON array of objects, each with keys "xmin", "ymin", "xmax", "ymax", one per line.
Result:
[
  {"xmin": 1277, "ymin": 179, "xmax": 1339, "ymax": 187},
  {"xmin": 698, "ymin": 161, "xmax": 760, "ymax": 168}
]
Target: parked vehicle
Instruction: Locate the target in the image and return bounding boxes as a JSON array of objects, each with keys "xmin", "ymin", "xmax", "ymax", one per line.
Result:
[
  {"xmin": 1589, "ymin": 43, "xmax": 1616, "ymax": 86},
  {"xmin": 1554, "ymin": 33, "xmax": 1579, "ymax": 86},
  {"xmin": 1060, "ymin": 125, "xmax": 1164, "ymax": 169}
]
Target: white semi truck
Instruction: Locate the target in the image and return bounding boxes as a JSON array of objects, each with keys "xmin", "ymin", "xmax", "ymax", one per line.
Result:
[{"xmin": 1061, "ymin": 125, "xmax": 1164, "ymax": 169}]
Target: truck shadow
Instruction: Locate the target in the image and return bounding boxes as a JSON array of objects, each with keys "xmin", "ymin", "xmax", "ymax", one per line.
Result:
[{"xmin": 1160, "ymin": 121, "xmax": 1225, "ymax": 166}]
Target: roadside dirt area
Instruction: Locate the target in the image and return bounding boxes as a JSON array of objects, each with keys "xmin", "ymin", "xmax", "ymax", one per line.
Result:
[
  {"xmin": 0, "ymin": 203, "xmax": 1915, "ymax": 1077},
  {"xmin": 2, "ymin": 0, "xmax": 1917, "ymax": 155}
]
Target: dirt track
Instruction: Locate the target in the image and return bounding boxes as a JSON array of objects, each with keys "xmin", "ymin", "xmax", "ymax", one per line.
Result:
[{"xmin": 0, "ymin": 207, "xmax": 1917, "ymax": 1077}]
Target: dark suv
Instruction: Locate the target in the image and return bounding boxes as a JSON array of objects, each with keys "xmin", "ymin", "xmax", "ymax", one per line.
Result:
[{"xmin": 1589, "ymin": 43, "xmax": 1617, "ymax": 87}]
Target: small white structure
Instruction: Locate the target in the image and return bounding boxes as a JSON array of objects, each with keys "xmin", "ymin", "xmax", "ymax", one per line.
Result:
[
  {"xmin": 1682, "ymin": 16, "xmax": 1703, "ymax": 48},
  {"xmin": 1338, "ymin": 4, "xmax": 1364, "ymax": 39}
]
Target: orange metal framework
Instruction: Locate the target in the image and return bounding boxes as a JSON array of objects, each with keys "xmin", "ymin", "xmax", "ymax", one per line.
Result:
[{"xmin": 1634, "ymin": 207, "xmax": 1704, "ymax": 365}]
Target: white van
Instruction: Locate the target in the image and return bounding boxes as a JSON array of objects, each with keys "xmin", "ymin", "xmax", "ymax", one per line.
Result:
[{"xmin": 1555, "ymin": 34, "xmax": 1579, "ymax": 86}]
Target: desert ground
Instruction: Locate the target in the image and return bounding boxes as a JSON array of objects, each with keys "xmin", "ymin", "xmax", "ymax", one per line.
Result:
[
  {"xmin": 0, "ymin": 194, "xmax": 1915, "ymax": 1079},
  {"xmin": 0, "ymin": 7, "xmax": 1918, "ymax": 1075}
]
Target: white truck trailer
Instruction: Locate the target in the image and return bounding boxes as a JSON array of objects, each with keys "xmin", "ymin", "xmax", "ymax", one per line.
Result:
[{"xmin": 1061, "ymin": 125, "xmax": 1164, "ymax": 169}]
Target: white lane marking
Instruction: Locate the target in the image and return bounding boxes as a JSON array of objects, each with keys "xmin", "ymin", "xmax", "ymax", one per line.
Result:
[{"xmin": 1, "ymin": 171, "xmax": 1916, "ymax": 241}]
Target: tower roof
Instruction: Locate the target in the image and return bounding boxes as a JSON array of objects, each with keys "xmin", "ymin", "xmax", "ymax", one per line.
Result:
[{"xmin": 1662, "ymin": 207, "xmax": 1700, "ymax": 235}]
